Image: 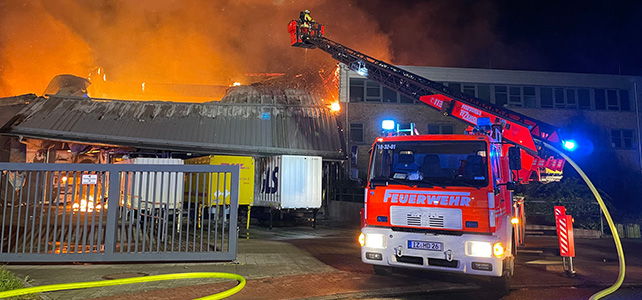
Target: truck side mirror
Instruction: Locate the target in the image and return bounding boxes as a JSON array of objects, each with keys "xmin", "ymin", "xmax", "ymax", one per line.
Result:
[{"xmin": 508, "ymin": 147, "xmax": 521, "ymax": 171}]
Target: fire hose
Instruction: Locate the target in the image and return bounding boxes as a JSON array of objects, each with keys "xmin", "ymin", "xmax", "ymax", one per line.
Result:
[
  {"xmin": 543, "ymin": 142, "xmax": 625, "ymax": 300},
  {"xmin": 0, "ymin": 272, "xmax": 245, "ymax": 299}
]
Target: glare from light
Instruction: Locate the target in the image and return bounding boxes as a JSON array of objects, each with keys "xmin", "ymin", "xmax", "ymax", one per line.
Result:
[
  {"xmin": 493, "ymin": 242, "xmax": 505, "ymax": 257},
  {"xmin": 382, "ymin": 119, "xmax": 395, "ymax": 130},
  {"xmin": 511, "ymin": 217, "xmax": 519, "ymax": 225},
  {"xmin": 358, "ymin": 233, "xmax": 365, "ymax": 247},
  {"xmin": 365, "ymin": 234, "xmax": 386, "ymax": 249},
  {"xmin": 330, "ymin": 102, "xmax": 341, "ymax": 112},
  {"xmin": 563, "ymin": 140, "xmax": 577, "ymax": 151},
  {"xmin": 467, "ymin": 241, "xmax": 492, "ymax": 257}
]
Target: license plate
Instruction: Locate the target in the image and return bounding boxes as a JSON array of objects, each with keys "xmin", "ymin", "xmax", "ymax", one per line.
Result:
[{"xmin": 408, "ymin": 240, "xmax": 443, "ymax": 251}]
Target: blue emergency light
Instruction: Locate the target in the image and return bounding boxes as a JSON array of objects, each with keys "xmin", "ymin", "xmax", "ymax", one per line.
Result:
[
  {"xmin": 382, "ymin": 119, "xmax": 395, "ymax": 130},
  {"xmin": 477, "ymin": 117, "xmax": 492, "ymax": 127},
  {"xmin": 563, "ymin": 140, "xmax": 577, "ymax": 151}
]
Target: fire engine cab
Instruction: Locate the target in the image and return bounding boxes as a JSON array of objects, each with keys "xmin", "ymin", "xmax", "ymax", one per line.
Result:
[{"xmin": 360, "ymin": 118, "xmax": 519, "ymax": 286}]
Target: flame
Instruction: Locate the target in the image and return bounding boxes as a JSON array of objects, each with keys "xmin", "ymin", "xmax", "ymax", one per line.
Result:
[
  {"xmin": 232, "ymin": 82, "xmax": 241, "ymax": 86},
  {"xmin": 0, "ymin": 2, "xmax": 392, "ymax": 101},
  {"xmin": 72, "ymin": 196, "xmax": 106, "ymax": 212},
  {"xmin": 330, "ymin": 102, "xmax": 341, "ymax": 112}
]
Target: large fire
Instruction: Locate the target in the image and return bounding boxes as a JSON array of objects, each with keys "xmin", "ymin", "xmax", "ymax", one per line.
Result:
[{"xmin": 0, "ymin": 1, "xmax": 391, "ymax": 102}]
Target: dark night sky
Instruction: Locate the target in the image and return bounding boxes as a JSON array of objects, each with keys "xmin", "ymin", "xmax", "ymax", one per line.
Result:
[{"xmin": 355, "ymin": 0, "xmax": 642, "ymax": 76}]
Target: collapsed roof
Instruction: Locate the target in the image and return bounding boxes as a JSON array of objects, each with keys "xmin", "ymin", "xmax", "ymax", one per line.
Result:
[{"xmin": 0, "ymin": 86, "xmax": 345, "ymax": 159}]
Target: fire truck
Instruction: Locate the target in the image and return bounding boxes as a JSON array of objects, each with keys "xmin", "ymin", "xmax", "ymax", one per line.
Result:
[{"xmin": 288, "ymin": 18, "xmax": 568, "ymax": 289}]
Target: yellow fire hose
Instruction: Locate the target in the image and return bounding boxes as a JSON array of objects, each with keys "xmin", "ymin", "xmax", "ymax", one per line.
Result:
[
  {"xmin": 0, "ymin": 272, "xmax": 245, "ymax": 299},
  {"xmin": 543, "ymin": 142, "xmax": 625, "ymax": 300}
]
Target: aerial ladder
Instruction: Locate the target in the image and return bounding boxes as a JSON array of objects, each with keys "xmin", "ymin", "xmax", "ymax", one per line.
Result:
[{"xmin": 287, "ymin": 19, "xmax": 566, "ymax": 183}]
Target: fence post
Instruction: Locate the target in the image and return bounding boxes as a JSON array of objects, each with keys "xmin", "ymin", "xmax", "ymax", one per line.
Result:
[{"xmin": 104, "ymin": 166, "xmax": 121, "ymax": 255}]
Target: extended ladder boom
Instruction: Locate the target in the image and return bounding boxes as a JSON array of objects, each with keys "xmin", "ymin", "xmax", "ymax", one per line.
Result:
[
  {"xmin": 288, "ymin": 20, "xmax": 562, "ymax": 152},
  {"xmin": 288, "ymin": 19, "xmax": 565, "ymax": 181}
]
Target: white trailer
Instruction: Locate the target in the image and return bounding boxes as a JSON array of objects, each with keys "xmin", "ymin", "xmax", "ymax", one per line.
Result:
[
  {"xmin": 116, "ymin": 158, "xmax": 184, "ymax": 211},
  {"xmin": 254, "ymin": 155, "xmax": 322, "ymax": 209}
]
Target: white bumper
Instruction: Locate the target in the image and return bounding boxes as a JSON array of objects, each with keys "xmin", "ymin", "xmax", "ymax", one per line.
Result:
[{"xmin": 361, "ymin": 226, "xmax": 505, "ymax": 277}]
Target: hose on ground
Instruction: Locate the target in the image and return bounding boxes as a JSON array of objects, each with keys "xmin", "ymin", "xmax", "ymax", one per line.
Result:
[
  {"xmin": 0, "ymin": 272, "xmax": 245, "ymax": 300},
  {"xmin": 542, "ymin": 142, "xmax": 625, "ymax": 300}
]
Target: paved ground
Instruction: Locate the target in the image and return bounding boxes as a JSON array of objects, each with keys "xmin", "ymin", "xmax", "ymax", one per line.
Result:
[{"xmin": 4, "ymin": 222, "xmax": 642, "ymax": 299}]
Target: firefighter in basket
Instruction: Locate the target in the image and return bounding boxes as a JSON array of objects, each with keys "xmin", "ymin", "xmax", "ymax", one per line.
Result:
[{"xmin": 299, "ymin": 10, "xmax": 314, "ymax": 36}]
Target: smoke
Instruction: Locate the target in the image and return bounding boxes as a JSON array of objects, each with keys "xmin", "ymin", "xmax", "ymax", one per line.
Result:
[
  {"xmin": 0, "ymin": 0, "xmax": 391, "ymax": 99},
  {"xmin": 356, "ymin": 0, "xmax": 546, "ymax": 71}
]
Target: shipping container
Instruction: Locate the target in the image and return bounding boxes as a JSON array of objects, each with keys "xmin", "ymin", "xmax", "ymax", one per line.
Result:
[
  {"xmin": 116, "ymin": 158, "xmax": 184, "ymax": 211},
  {"xmin": 184, "ymin": 155, "xmax": 255, "ymax": 206},
  {"xmin": 254, "ymin": 155, "xmax": 322, "ymax": 209}
]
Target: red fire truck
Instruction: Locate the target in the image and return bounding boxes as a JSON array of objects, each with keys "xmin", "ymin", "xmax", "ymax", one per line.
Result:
[{"xmin": 289, "ymin": 18, "xmax": 569, "ymax": 290}]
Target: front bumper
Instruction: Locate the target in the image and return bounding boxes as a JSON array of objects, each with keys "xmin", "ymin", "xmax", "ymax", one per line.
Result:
[{"xmin": 361, "ymin": 227, "xmax": 505, "ymax": 277}]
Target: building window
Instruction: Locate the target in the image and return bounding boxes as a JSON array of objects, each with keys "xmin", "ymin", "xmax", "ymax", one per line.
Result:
[
  {"xmin": 400, "ymin": 94, "xmax": 414, "ymax": 103},
  {"xmin": 595, "ymin": 89, "xmax": 606, "ymax": 110},
  {"xmin": 350, "ymin": 123, "xmax": 364, "ymax": 143},
  {"xmin": 463, "ymin": 84, "xmax": 476, "ymax": 96},
  {"xmin": 508, "ymin": 86, "xmax": 522, "ymax": 107},
  {"xmin": 523, "ymin": 87, "xmax": 536, "ymax": 108},
  {"xmin": 540, "ymin": 87, "xmax": 553, "ymax": 108},
  {"xmin": 595, "ymin": 88, "xmax": 629, "ymax": 111},
  {"xmin": 477, "ymin": 85, "xmax": 491, "ymax": 101},
  {"xmin": 494, "ymin": 86, "xmax": 507, "ymax": 106},
  {"xmin": 382, "ymin": 87, "xmax": 397, "ymax": 103},
  {"xmin": 578, "ymin": 89, "xmax": 591, "ymax": 109},
  {"xmin": 365, "ymin": 81, "xmax": 381, "ymax": 102},
  {"xmin": 349, "ymin": 78, "xmax": 364, "ymax": 102},
  {"xmin": 427, "ymin": 124, "xmax": 455, "ymax": 134},
  {"xmin": 619, "ymin": 90, "xmax": 631, "ymax": 111},
  {"xmin": 611, "ymin": 129, "xmax": 634, "ymax": 149},
  {"xmin": 448, "ymin": 82, "xmax": 462, "ymax": 92}
]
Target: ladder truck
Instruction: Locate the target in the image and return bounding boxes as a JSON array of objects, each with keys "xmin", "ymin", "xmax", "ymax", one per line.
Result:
[{"xmin": 288, "ymin": 18, "xmax": 567, "ymax": 289}]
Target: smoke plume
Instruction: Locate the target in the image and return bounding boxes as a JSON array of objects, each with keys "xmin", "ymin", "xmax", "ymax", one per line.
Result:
[{"xmin": 0, "ymin": 0, "xmax": 391, "ymax": 100}]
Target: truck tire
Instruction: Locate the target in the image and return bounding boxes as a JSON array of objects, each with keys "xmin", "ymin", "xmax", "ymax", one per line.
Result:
[
  {"xmin": 373, "ymin": 265, "xmax": 393, "ymax": 276},
  {"xmin": 487, "ymin": 270, "xmax": 510, "ymax": 296}
]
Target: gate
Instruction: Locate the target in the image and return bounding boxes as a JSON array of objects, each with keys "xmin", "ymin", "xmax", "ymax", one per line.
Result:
[{"xmin": 0, "ymin": 163, "xmax": 239, "ymax": 263}]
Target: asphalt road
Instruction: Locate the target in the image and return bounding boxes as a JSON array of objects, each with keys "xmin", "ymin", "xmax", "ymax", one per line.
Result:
[{"xmin": 264, "ymin": 224, "xmax": 642, "ymax": 300}]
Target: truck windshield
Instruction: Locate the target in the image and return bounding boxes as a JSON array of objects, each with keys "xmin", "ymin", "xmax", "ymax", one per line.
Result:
[{"xmin": 369, "ymin": 141, "xmax": 489, "ymax": 188}]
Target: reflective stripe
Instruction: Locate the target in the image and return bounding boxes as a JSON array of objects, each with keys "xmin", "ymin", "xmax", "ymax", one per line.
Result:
[{"xmin": 488, "ymin": 193, "xmax": 495, "ymax": 227}]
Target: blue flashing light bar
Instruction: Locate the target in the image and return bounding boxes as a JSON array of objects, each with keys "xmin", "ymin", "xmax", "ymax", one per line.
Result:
[
  {"xmin": 477, "ymin": 117, "xmax": 492, "ymax": 127},
  {"xmin": 382, "ymin": 119, "xmax": 395, "ymax": 130}
]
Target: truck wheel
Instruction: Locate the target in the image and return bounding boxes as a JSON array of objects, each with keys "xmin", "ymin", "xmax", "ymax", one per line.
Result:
[
  {"xmin": 488, "ymin": 271, "xmax": 510, "ymax": 295},
  {"xmin": 373, "ymin": 265, "xmax": 393, "ymax": 276}
]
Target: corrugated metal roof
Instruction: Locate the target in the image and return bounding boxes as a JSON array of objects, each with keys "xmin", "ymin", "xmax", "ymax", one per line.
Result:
[{"xmin": 0, "ymin": 87, "xmax": 345, "ymax": 159}]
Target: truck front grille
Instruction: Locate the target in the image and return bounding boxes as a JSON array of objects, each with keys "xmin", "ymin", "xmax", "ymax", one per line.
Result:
[{"xmin": 391, "ymin": 206, "xmax": 462, "ymax": 230}]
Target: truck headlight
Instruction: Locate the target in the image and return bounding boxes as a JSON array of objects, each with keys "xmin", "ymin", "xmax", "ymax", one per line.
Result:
[
  {"xmin": 364, "ymin": 234, "xmax": 386, "ymax": 249},
  {"xmin": 466, "ymin": 241, "xmax": 492, "ymax": 257}
]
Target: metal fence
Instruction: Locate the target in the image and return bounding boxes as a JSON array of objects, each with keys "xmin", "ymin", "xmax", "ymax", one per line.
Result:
[{"xmin": 0, "ymin": 163, "xmax": 239, "ymax": 263}]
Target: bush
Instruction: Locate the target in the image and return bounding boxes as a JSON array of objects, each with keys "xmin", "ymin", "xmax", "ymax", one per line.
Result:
[
  {"xmin": 517, "ymin": 177, "xmax": 615, "ymax": 230},
  {"xmin": 0, "ymin": 267, "xmax": 39, "ymax": 299}
]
